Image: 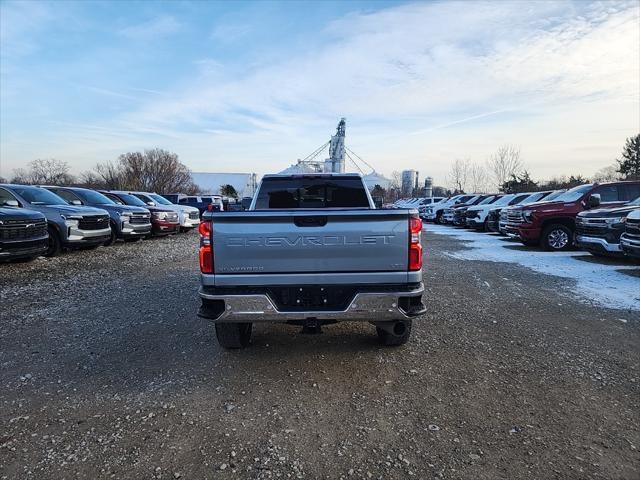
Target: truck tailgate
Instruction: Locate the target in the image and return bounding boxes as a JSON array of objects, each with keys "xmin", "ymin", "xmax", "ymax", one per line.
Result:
[{"xmin": 208, "ymin": 209, "xmax": 410, "ymax": 275}]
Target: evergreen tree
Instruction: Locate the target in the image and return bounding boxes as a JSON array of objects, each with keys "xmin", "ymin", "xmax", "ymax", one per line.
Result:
[
  {"xmin": 500, "ymin": 170, "xmax": 538, "ymax": 193},
  {"xmin": 617, "ymin": 134, "xmax": 640, "ymax": 180}
]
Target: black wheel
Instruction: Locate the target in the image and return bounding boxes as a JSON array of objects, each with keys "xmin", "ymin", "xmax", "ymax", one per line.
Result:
[
  {"xmin": 541, "ymin": 224, "xmax": 573, "ymax": 251},
  {"xmin": 104, "ymin": 221, "xmax": 117, "ymax": 246},
  {"xmin": 215, "ymin": 322, "xmax": 253, "ymax": 349},
  {"xmin": 376, "ymin": 319, "xmax": 412, "ymax": 346},
  {"xmin": 435, "ymin": 212, "xmax": 443, "ymax": 224},
  {"xmin": 46, "ymin": 226, "xmax": 61, "ymax": 257}
]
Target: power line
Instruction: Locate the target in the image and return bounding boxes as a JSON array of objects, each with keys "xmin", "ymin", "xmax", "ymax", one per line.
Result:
[
  {"xmin": 345, "ymin": 151, "xmax": 364, "ymax": 174},
  {"xmin": 300, "ymin": 141, "xmax": 330, "ymax": 163},
  {"xmin": 346, "ymin": 147, "xmax": 376, "ymax": 173}
]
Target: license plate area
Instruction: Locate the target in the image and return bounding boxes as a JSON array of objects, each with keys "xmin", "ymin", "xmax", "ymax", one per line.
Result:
[{"xmin": 266, "ymin": 286, "xmax": 356, "ymax": 312}]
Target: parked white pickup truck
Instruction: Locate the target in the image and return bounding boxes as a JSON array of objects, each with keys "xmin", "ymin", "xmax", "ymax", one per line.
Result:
[{"xmin": 197, "ymin": 173, "xmax": 426, "ymax": 349}]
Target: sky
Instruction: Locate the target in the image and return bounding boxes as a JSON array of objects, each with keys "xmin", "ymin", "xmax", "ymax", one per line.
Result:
[{"xmin": 1, "ymin": 0, "xmax": 639, "ymax": 187}]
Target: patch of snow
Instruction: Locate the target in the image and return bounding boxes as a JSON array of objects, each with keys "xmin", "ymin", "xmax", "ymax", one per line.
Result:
[{"xmin": 425, "ymin": 224, "xmax": 639, "ymax": 311}]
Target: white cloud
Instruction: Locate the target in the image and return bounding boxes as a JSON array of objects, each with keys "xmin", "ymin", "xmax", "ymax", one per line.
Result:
[
  {"xmin": 210, "ymin": 23, "xmax": 251, "ymax": 43},
  {"xmin": 1, "ymin": 1, "xmax": 638, "ymax": 182},
  {"xmin": 0, "ymin": 1, "xmax": 55, "ymax": 58},
  {"xmin": 123, "ymin": 3, "xmax": 633, "ymax": 122},
  {"xmin": 118, "ymin": 15, "xmax": 182, "ymax": 40}
]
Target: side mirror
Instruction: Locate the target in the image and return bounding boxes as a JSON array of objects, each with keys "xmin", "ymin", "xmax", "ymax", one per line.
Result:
[
  {"xmin": 146, "ymin": 201, "xmax": 156, "ymax": 206},
  {"xmin": 587, "ymin": 194, "xmax": 601, "ymax": 208},
  {"xmin": 70, "ymin": 199, "xmax": 82, "ymax": 206},
  {"xmin": 4, "ymin": 199, "xmax": 19, "ymax": 207}
]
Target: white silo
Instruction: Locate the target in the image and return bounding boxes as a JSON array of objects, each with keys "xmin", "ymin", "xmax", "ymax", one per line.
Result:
[
  {"xmin": 401, "ymin": 170, "xmax": 418, "ymax": 197},
  {"xmin": 424, "ymin": 176, "xmax": 433, "ymax": 197}
]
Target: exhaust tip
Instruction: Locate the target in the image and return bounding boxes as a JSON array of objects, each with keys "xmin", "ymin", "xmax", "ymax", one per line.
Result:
[{"xmin": 393, "ymin": 321, "xmax": 407, "ymax": 336}]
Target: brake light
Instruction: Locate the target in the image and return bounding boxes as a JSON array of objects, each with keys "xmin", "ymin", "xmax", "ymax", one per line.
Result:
[
  {"xmin": 199, "ymin": 221, "xmax": 213, "ymax": 273},
  {"xmin": 198, "ymin": 220, "xmax": 211, "ymax": 242},
  {"xmin": 408, "ymin": 216, "xmax": 423, "ymax": 271}
]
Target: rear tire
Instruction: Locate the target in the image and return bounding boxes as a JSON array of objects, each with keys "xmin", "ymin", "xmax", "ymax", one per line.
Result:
[
  {"xmin": 215, "ymin": 322, "xmax": 253, "ymax": 349},
  {"xmin": 541, "ymin": 224, "xmax": 573, "ymax": 251},
  {"xmin": 376, "ymin": 319, "xmax": 412, "ymax": 346},
  {"xmin": 46, "ymin": 226, "xmax": 61, "ymax": 257}
]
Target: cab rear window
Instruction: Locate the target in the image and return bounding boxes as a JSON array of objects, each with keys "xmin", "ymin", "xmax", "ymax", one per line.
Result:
[{"xmin": 254, "ymin": 177, "xmax": 370, "ymax": 209}]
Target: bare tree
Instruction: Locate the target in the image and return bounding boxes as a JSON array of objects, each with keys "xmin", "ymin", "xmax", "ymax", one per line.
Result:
[
  {"xmin": 592, "ymin": 164, "xmax": 621, "ymax": 183},
  {"xmin": 10, "ymin": 168, "xmax": 30, "ymax": 184},
  {"xmin": 78, "ymin": 171, "xmax": 106, "ymax": 189},
  {"xmin": 11, "ymin": 159, "xmax": 75, "ymax": 185},
  {"xmin": 90, "ymin": 149, "xmax": 199, "ymax": 193},
  {"xmin": 468, "ymin": 162, "xmax": 489, "ymax": 193},
  {"xmin": 389, "ymin": 171, "xmax": 401, "ymax": 190},
  {"xmin": 488, "ymin": 145, "xmax": 523, "ymax": 190},
  {"xmin": 94, "ymin": 160, "xmax": 125, "ymax": 190},
  {"xmin": 447, "ymin": 159, "xmax": 470, "ymax": 193}
]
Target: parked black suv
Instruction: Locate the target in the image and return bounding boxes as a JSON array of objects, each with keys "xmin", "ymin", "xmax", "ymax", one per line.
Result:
[
  {"xmin": 575, "ymin": 196, "xmax": 640, "ymax": 257},
  {"xmin": 0, "ymin": 206, "xmax": 48, "ymax": 262}
]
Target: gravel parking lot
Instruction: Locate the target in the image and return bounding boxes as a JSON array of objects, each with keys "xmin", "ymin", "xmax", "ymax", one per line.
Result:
[{"xmin": 1, "ymin": 230, "xmax": 639, "ymax": 479}]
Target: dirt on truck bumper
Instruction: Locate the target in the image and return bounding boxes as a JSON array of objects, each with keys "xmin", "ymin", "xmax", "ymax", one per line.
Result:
[{"xmin": 198, "ymin": 283, "xmax": 426, "ymax": 323}]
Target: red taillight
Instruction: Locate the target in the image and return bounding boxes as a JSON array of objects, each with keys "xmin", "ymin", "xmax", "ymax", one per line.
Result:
[
  {"xmin": 199, "ymin": 246, "xmax": 213, "ymax": 273},
  {"xmin": 198, "ymin": 220, "xmax": 211, "ymax": 239},
  {"xmin": 198, "ymin": 221, "xmax": 213, "ymax": 273},
  {"xmin": 409, "ymin": 216, "xmax": 423, "ymax": 271}
]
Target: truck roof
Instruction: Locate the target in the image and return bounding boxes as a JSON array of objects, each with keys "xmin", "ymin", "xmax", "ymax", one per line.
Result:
[{"xmin": 262, "ymin": 173, "xmax": 363, "ymax": 179}]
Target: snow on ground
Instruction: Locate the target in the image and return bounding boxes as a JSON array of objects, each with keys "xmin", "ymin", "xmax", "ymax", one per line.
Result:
[{"xmin": 425, "ymin": 223, "xmax": 640, "ymax": 311}]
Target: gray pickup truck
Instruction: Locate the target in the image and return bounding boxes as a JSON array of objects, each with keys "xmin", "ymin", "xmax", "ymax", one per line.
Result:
[{"xmin": 197, "ymin": 173, "xmax": 425, "ymax": 349}]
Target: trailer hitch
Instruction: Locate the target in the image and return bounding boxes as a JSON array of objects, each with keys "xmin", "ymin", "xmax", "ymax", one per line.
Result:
[{"xmin": 301, "ymin": 318, "xmax": 323, "ymax": 334}]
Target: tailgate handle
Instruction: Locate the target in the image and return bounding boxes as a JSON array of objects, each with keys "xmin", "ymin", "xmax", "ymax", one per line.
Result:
[{"xmin": 294, "ymin": 216, "xmax": 328, "ymax": 227}]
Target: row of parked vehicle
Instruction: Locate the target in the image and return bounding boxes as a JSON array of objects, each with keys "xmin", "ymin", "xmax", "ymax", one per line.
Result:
[
  {"xmin": 0, "ymin": 184, "xmax": 203, "ymax": 261},
  {"xmin": 419, "ymin": 180, "xmax": 640, "ymax": 260},
  {"xmin": 165, "ymin": 194, "xmax": 254, "ymax": 214}
]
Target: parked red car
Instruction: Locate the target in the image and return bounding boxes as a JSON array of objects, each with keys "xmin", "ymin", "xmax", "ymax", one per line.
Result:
[
  {"xmin": 503, "ymin": 181, "xmax": 640, "ymax": 250},
  {"xmin": 100, "ymin": 191, "xmax": 180, "ymax": 236}
]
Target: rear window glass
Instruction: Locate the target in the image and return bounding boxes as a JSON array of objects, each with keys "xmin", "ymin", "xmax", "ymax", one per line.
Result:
[{"xmin": 255, "ymin": 177, "xmax": 370, "ymax": 209}]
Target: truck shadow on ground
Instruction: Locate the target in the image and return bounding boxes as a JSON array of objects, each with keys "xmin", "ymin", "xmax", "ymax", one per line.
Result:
[
  {"xmin": 571, "ymin": 253, "xmax": 637, "ymax": 266},
  {"xmin": 500, "ymin": 244, "xmax": 540, "ymax": 251},
  {"xmin": 616, "ymin": 268, "xmax": 640, "ymax": 278},
  {"xmin": 248, "ymin": 322, "xmax": 383, "ymax": 351}
]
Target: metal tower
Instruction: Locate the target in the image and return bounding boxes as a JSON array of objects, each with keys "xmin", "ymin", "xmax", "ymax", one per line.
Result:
[{"xmin": 324, "ymin": 117, "xmax": 346, "ymax": 173}]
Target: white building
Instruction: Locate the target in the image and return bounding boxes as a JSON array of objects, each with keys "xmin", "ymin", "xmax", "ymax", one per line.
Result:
[
  {"xmin": 362, "ymin": 171, "xmax": 391, "ymax": 190},
  {"xmin": 190, "ymin": 172, "xmax": 257, "ymax": 197}
]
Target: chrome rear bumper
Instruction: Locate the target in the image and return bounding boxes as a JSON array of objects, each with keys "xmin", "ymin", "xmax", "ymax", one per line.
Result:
[{"xmin": 198, "ymin": 284, "xmax": 425, "ymax": 323}]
